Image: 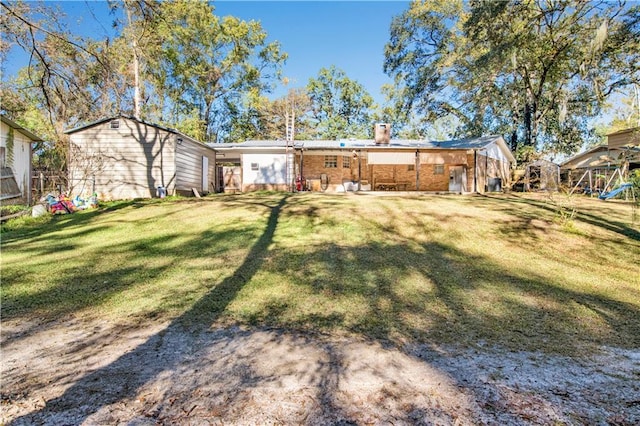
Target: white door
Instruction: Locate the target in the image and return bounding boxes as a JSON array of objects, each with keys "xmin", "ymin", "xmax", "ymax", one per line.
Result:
[
  {"xmin": 202, "ymin": 156, "xmax": 209, "ymax": 192},
  {"xmin": 449, "ymin": 166, "xmax": 466, "ymax": 192}
]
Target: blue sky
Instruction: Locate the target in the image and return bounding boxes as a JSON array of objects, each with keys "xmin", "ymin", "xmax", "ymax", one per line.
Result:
[{"xmin": 4, "ymin": 0, "xmax": 411, "ymax": 105}]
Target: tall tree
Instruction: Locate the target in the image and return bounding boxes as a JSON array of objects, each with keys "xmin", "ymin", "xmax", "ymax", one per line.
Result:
[
  {"xmin": 1, "ymin": 0, "xmax": 127, "ymax": 176},
  {"xmin": 110, "ymin": 0, "xmax": 162, "ymax": 119},
  {"xmin": 306, "ymin": 66, "xmax": 375, "ymax": 140},
  {"xmin": 225, "ymin": 87, "xmax": 313, "ymax": 142},
  {"xmin": 608, "ymin": 83, "xmax": 640, "ymax": 131},
  {"xmin": 384, "ymin": 0, "xmax": 640, "ymax": 157},
  {"xmin": 151, "ymin": 0, "xmax": 286, "ymax": 142}
]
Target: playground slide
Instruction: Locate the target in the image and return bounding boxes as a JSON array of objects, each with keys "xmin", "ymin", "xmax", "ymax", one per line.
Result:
[{"xmin": 599, "ymin": 182, "xmax": 633, "ymax": 200}]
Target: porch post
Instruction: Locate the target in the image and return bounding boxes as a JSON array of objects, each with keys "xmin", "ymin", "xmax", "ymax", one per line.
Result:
[
  {"xmin": 415, "ymin": 150, "xmax": 420, "ymax": 191},
  {"xmin": 473, "ymin": 149, "xmax": 478, "ymax": 193},
  {"xmin": 357, "ymin": 150, "xmax": 362, "ymax": 191}
]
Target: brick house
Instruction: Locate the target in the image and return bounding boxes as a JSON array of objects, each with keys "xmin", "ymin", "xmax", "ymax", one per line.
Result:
[{"xmin": 212, "ymin": 135, "xmax": 515, "ymax": 193}]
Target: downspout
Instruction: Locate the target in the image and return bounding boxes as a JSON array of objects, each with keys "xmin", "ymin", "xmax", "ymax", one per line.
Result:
[{"xmin": 28, "ymin": 141, "xmax": 33, "ymax": 205}]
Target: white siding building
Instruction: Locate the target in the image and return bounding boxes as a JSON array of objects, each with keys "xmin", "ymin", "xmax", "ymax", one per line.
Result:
[
  {"xmin": 66, "ymin": 116, "xmax": 216, "ymax": 200},
  {"xmin": 1, "ymin": 116, "xmax": 42, "ymax": 204}
]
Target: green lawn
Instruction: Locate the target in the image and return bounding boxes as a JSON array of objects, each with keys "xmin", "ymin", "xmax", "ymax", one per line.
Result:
[{"xmin": 2, "ymin": 192, "xmax": 639, "ymax": 355}]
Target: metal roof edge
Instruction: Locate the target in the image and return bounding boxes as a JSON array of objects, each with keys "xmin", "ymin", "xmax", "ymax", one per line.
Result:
[
  {"xmin": 64, "ymin": 115, "xmax": 119, "ymax": 134},
  {"xmin": 66, "ymin": 114, "xmax": 183, "ymax": 135},
  {"xmin": 559, "ymin": 144, "xmax": 610, "ymax": 167},
  {"xmin": 64, "ymin": 115, "xmax": 213, "ymax": 151},
  {"xmin": 206, "ymin": 135, "xmax": 517, "ymax": 162},
  {"xmin": 1, "ymin": 115, "xmax": 44, "ymax": 142},
  {"xmin": 606, "ymin": 126, "xmax": 640, "ymax": 137}
]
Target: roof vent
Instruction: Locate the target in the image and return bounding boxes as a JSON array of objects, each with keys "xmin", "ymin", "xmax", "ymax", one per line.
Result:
[{"xmin": 374, "ymin": 123, "xmax": 390, "ymax": 144}]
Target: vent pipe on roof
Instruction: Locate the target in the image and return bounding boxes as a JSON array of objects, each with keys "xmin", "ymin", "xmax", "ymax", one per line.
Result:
[{"xmin": 374, "ymin": 123, "xmax": 391, "ymax": 144}]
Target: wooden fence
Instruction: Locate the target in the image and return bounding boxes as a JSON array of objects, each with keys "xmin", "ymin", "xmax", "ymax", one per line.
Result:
[{"xmin": 32, "ymin": 171, "xmax": 66, "ymax": 200}]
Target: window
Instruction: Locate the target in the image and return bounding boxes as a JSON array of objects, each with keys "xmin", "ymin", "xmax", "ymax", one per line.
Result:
[
  {"xmin": 251, "ymin": 162, "xmax": 259, "ymax": 171},
  {"xmin": 324, "ymin": 155, "xmax": 338, "ymax": 168},
  {"xmin": 434, "ymin": 164, "xmax": 444, "ymax": 175},
  {"xmin": 408, "ymin": 164, "xmax": 415, "ymax": 171},
  {"xmin": 110, "ymin": 119, "xmax": 120, "ymax": 129},
  {"xmin": 343, "ymin": 156, "xmax": 351, "ymax": 168}
]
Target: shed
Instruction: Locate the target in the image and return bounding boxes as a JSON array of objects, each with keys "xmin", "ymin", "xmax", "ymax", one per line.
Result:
[
  {"xmin": 66, "ymin": 116, "xmax": 216, "ymax": 200},
  {"xmin": 522, "ymin": 159, "xmax": 560, "ymax": 191},
  {"xmin": 1, "ymin": 115, "xmax": 42, "ymax": 205}
]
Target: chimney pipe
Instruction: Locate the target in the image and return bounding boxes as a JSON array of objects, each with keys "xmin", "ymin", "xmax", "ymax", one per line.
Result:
[{"xmin": 374, "ymin": 123, "xmax": 391, "ymax": 144}]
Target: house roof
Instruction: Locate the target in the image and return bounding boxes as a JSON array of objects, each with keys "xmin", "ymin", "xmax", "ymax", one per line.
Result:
[
  {"xmin": 1, "ymin": 115, "xmax": 43, "ymax": 142},
  {"xmin": 64, "ymin": 114, "xmax": 217, "ymax": 153},
  {"xmin": 211, "ymin": 135, "xmax": 516, "ymax": 163},
  {"xmin": 65, "ymin": 115, "xmax": 194, "ymax": 141},
  {"xmin": 606, "ymin": 126, "xmax": 640, "ymax": 137},
  {"xmin": 560, "ymin": 144, "xmax": 623, "ymax": 169},
  {"xmin": 210, "ymin": 140, "xmax": 292, "ymax": 149}
]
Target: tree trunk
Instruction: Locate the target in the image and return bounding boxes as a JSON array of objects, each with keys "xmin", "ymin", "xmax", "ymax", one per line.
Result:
[{"xmin": 510, "ymin": 130, "xmax": 518, "ymax": 152}]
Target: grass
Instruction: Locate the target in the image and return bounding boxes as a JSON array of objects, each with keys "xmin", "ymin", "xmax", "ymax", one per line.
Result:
[{"xmin": 1, "ymin": 192, "xmax": 639, "ymax": 355}]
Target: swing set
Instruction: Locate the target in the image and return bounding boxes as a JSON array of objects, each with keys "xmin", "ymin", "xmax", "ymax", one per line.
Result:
[{"xmin": 569, "ymin": 163, "xmax": 636, "ymax": 202}]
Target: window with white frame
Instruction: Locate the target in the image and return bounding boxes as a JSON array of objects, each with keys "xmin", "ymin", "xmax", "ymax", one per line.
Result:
[
  {"xmin": 110, "ymin": 119, "xmax": 120, "ymax": 129},
  {"xmin": 434, "ymin": 164, "xmax": 444, "ymax": 175},
  {"xmin": 251, "ymin": 162, "xmax": 259, "ymax": 171},
  {"xmin": 343, "ymin": 156, "xmax": 351, "ymax": 168}
]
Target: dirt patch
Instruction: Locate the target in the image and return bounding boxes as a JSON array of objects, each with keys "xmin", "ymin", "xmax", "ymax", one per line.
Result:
[{"xmin": 1, "ymin": 317, "xmax": 638, "ymax": 425}]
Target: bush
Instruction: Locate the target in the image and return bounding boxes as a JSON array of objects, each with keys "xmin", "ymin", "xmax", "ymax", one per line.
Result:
[
  {"xmin": 0, "ymin": 204, "xmax": 30, "ymax": 216},
  {"xmin": 629, "ymin": 169, "xmax": 640, "ymax": 192}
]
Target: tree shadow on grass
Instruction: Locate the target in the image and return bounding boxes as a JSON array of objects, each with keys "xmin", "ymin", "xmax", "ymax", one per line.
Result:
[
  {"xmin": 0, "ymin": 199, "xmax": 152, "ymax": 246},
  {"xmin": 7, "ymin": 195, "xmax": 291, "ymax": 425},
  {"xmin": 494, "ymin": 194, "xmax": 640, "ymax": 241},
  {"xmin": 5, "ymin": 193, "xmax": 639, "ymax": 424},
  {"xmin": 261, "ymin": 240, "xmax": 640, "ymax": 354}
]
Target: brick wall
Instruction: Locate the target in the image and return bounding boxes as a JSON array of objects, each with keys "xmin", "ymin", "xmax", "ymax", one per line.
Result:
[
  {"xmin": 369, "ymin": 165, "xmax": 411, "ymax": 189},
  {"xmin": 300, "ymin": 153, "xmax": 372, "ymax": 190},
  {"xmin": 418, "ymin": 164, "xmax": 450, "ymax": 191},
  {"xmin": 296, "ymin": 149, "xmax": 509, "ymax": 192}
]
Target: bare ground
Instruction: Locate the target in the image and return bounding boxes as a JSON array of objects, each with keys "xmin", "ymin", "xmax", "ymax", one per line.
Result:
[{"xmin": 1, "ymin": 316, "xmax": 639, "ymax": 425}]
